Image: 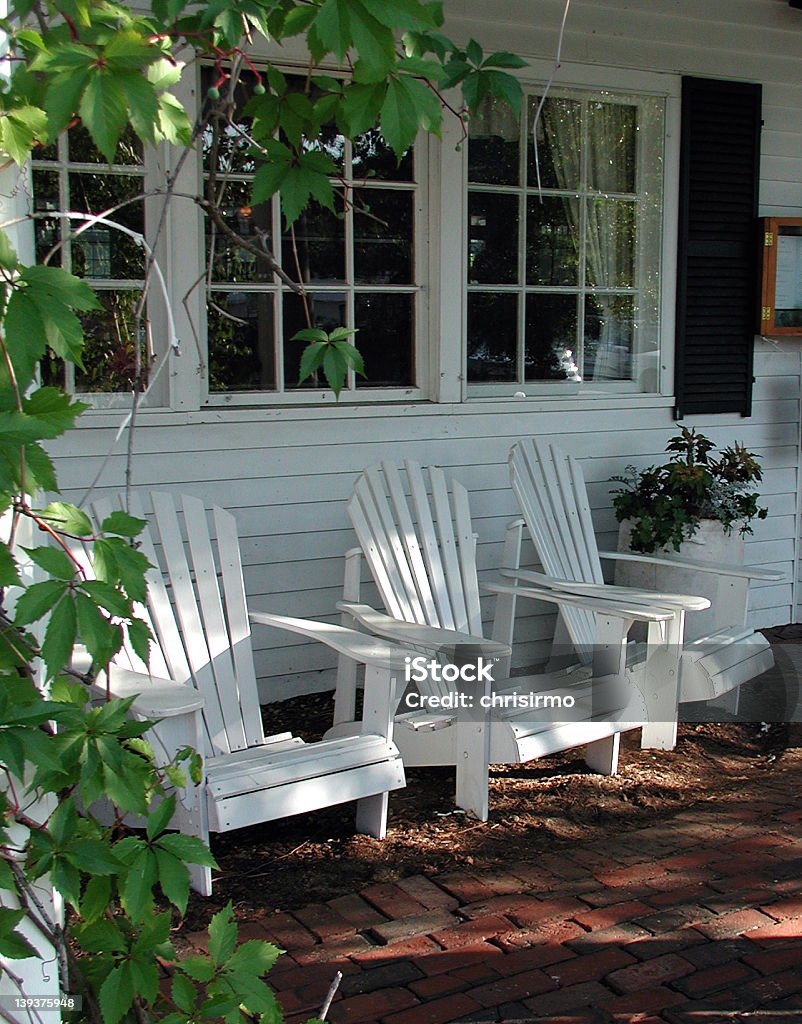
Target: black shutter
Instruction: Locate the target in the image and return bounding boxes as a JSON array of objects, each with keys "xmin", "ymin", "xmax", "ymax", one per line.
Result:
[{"xmin": 674, "ymin": 77, "xmax": 762, "ymax": 417}]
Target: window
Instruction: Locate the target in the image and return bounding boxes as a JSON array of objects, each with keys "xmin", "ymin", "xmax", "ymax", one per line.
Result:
[
  {"xmin": 203, "ymin": 69, "xmax": 424, "ymax": 398},
  {"xmin": 466, "ymin": 88, "xmax": 665, "ymax": 393},
  {"xmin": 31, "ymin": 127, "xmax": 150, "ymax": 394}
]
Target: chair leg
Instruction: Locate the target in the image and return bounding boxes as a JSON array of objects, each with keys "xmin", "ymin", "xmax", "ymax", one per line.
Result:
[
  {"xmin": 584, "ymin": 733, "xmax": 620, "ymax": 775},
  {"xmin": 455, "ymin": 679, "xmax": 492, "ymax": 820},
  {"xmin": 355, "ymin": 792, "xmax": 389, "ymax": 839}
]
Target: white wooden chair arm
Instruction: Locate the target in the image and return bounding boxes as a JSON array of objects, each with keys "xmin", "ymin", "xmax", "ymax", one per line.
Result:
[
  {"xmin": 483, "ymin": 580, "xmax": 677, "ymax": 624},
  {"xmin": 600, "ymin": 549, "xmax": 786, "ymax": 583},
  {"xmin": 97, "ymin": 666, "xmax": 205, "ymax": 719},
  {"xmin": 249, "ymin": 610, "xmax": 423, "ymax": 671},
  {"xmin": 336, "ymin": 602, "xmax": 512, "ymax": 660},
  {"xmin": 498, "ymin": 567, "xmax": 710, "ymax": 613}
]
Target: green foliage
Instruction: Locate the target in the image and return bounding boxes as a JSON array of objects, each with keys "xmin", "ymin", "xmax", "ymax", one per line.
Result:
[{"xmin": 611, "ymin": 426, "xmax": 769, "ymax": 553}]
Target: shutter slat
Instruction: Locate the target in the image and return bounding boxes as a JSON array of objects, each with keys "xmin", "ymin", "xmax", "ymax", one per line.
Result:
[{"xmin": 675, "ymin": 77, "xmax": 762, "ymax": 418}]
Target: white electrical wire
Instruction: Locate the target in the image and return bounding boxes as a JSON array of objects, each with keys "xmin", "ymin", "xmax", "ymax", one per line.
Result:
[{"xmin": 531, "ymin": 0, "xmax": 572, "ymax": 196}]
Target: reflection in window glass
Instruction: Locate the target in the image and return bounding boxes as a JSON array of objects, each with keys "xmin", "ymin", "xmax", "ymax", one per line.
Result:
[
  {"xmin": 206, "ymin": 183, "xmax": 273, "ymax": 284},
  {"xmin": 354, "ymin": 190, "xmax": 413, "ymax": 285},
  {"xmin": 283, "ymin": 291, "xmax": 347, "ymax": 389},
  {"xmin": 355, "ymin": 294, "xmax": 413, "ymax": 387},
  {"xmin": 30, "ymin": 128, "xmax": 148, "ymax": 393},
  {"xmin": 207, "ymin": 293, "xmax": 275, "ymax": 391},
  {"xmin": 468, "ymin": 86, "xmax": 664, "ymax": 390},
  {"xmin": 281, "ymin": 200, "xmax": 345, "ymax": 285},
  {"xmin": 468, "ymin": 95, "xmax": 520, "ymax": 186},
  {"xmin": 467, "ymin": 293, "xmax": 517, "ymax": 382}
]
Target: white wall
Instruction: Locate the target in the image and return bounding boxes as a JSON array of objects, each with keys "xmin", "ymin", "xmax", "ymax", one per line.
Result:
[{"xmin": 48, "ymin": 0, "xmax": 802, "ymax": 701}]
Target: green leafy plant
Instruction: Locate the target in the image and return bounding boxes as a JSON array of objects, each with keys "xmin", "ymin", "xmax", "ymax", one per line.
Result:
[
  {"xmin": 611, "ymin": 426, "xmax": 768, "ymax": 554},
  {"xmin": 0, "ymin": 0, "xmax": 525, "ymax": 1018}
]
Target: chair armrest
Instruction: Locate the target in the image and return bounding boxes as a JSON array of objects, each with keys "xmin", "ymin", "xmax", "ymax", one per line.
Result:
[
  {"xmin": 249, "ymin": 610, "xmax": 424, "ymax": 671},
  {"xmin": 337, "ymin": 602, "xmax": 511, "ymax": 660},
  {"xmin": 498, "ymin": 567, "xmax": 711, "ymax": 613},
  {"xmin": 483, "ymin": 580, "xmax": 677, "ymax": 624},
  {"xmin": 101, "ymin": 665, "xmax": 205, "ymax": 719},
  {"xmin": 600, "ymin": 549, "xmax": 787, "ymax": 583}
]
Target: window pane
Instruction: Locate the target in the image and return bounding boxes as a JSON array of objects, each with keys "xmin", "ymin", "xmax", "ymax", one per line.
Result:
[
  {"xmin": 525, "ymin": 294, "xmax": 579, "ymax": 381},
  {"xmin": 75, "ymin": 290, "xmax": 148, "ymax": 392},
  {"xmin": 528, "ymin": 96, "xmax": 582, "ymax": 190},
  {"xmin": 468, "ymin": 193, "xmax": 519, "ymax": 285},
  {"xmin": 353, "ymin": 130, "xmax": 413, "ymax": 181},
  {"xmin": 585, "ymin": 199, "xmax": 635, "ymax": 288},
  {"xmin": 354, "ymin": 189, "xmax": 413, "ymax": 284},
  {"xmin": 68, "ymin": 172, "xmax": 145, "ymax": 278},
  {"xmin": 282, "ymin": 200, "xmax": 344, "ymax": 284},
  {"xmin": 355, "ymin": 293, "xmax": 413, "ymax": 387},
  {"xmin": 208, "ymin": 292, "xmax": 275, "ymax": 391},
  {"xmin": 68, "ymin": 123, "xmax": 143, "ymax": 166},
  {"xmin": 588, "ymin": 102, "xmax": 636, "ymax": 194},
  {"xmin": 468, "ymin": 96, "xmax": 520, "ymax": 185},
  {"xmin": 584, "ymin": 295, "xmax": 634, "ymax": 382},
  {"xmin": 32, "ymin": 170, "xmax": 60, "ymax": 264},
  {"xmin": 526, "ymin": 196, "xmax": 579, "ymax": 286},
  {"xmin": 283, "ymin": 291, "xmax": 348, "ymax": 389},
  {"xmin": 467, "ymin": 293, "xmax": 517, "ymax": 382},
  {"xmin": 206, "ymin": 182, "xmax": 273, "ymax": 283}
]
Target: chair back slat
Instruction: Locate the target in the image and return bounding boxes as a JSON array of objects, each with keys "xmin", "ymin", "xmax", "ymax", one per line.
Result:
[
  {"xmin": 381, "ymin": 461, "xmax": 440, "ymax": 625},
  {"xmin": 509, "ymin": 439, "xmax": 600, "ymax": 656},
  {"xmin": 350, "ymin": 481, "xmax": 418, "ymax": 623},
  {"xmin": 452, "ymin": 479, "xmax": 484, "ymax": 635},
  {"xmin": 180, "ymin": 496, "xmax": 250, "ymax": 753},
  {"xmin": 405, "ymin": 462, "xmax": 455, "ymax": 630},
  {"xmin": 213, "ymin": 505, "xmax": 266, "ymax": 749},
  {"xmin": 150, "ymin": 492, "xmax": 233, "ymax": 756},
  {"xmin": 429, "ymin": 467, "xmax": 471, "ymax": 633}
]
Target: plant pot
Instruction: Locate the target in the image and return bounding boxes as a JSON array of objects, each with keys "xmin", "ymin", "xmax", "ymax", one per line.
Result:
[{"xmin": 615, "ymin": 519, "xmax": 746, "ymax": 643}]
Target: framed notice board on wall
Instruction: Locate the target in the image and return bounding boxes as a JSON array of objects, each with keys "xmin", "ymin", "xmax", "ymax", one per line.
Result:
[{"xmin": 760, "ymin": 218, "xmax": 802, "ymax": 334}]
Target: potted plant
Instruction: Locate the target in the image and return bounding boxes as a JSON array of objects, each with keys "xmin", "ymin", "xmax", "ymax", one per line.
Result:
[
  {"xmin": 610, "ymin": 427, "xmax": 769, "ymax": 642},
  {"xmin": 611, "ymin": 426, "xmax": 768, "ymax": 554}
]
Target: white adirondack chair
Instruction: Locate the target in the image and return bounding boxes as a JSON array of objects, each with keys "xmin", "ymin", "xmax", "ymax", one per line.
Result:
[
  {"xmin": 508, "ymin": 437, "xmax": 782, "ymax": 749},
  {"xmin": 328, "ymin": 461, "xmax": 688, "ymax": 821},
  {"xmin": 88, "ymin": 492, "xmax": 407, "ymax": 896}
]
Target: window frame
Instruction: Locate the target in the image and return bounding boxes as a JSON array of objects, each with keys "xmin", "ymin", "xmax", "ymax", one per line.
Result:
[
  {"xmin": 198, "ymin": 62, "xmax": 431, "ymax": 407},
  {"xmin": 454, "ymin": 61, "xmax": 682, "ymax": 403}
]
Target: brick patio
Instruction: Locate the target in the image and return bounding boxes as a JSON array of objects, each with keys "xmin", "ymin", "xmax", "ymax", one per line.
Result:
[{"xmin": 187, "ymin": 743, "xmax": 802, "ymax": 1024}]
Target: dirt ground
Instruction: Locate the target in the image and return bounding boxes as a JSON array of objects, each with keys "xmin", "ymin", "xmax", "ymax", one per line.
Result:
[{"xmin": 183, "ymin": 682, "xmax": 802, "ymax": 932}]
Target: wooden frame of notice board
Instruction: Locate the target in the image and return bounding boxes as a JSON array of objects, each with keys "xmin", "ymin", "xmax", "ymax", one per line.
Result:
[{"xmin": 760, "ymin": 218, "xmax": 802, "ymax": 335}]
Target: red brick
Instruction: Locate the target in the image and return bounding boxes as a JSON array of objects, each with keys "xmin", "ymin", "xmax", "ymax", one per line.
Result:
[
  {"xmin": 605, "ymin": 953, "xmax": 695, "ymax": 994},
  {"xmin": 271, "ymin": 960, "xmax": 357, "ymax": 993},
  {"xmin": 746, "ymin": 917, "xmax": 802, "ymax": 943},
  {"xmin": 292, "ymin": 934, "xmax": 374, "ymax": 965},
  {"xmin": 478, "ymin": 868, "xmax": 536, "ymax": 895},
  {"xmin": 370, "ymin": 910, "xmax": 458, "ymax": 946},
  {"xmin": 572, "ymin": 900, "xmax": 653, "ymax": 931},
  {"xmin": 435, "ymin": 873, "xmax": 495, "ymax": 904},
  {"xmin": 360, "ymin": 882, "xmax": 428, "ymax": 919},
  {"xmin": 743, "ymin": 945, "xmax": 802, "ymax": 975},
  {"xmin": 643, "ymin": 868, "xmax": 715, "ymax": 892},
  {"xmin": 493, "ymin": 944, "xmax": 577, "ymax": 976},
  {"xmin": 671, "ymin": 961, "xmax": 756, "ymax": 997},
  {"xmin": 276, "ymin": 988, "xmax": 320, "ymax": 1016},
  {"xmin": 622, "ymin": 927, "xmax": 707, "ymax": 962},
  {"xmin": 522, "ymin": 980, "xmax": 611, "ymax": 1014},
  {"xmin": 381, "ymin": 993, "xmax": 483, "ymax": 1024},
  {"xmin": 412, "ymin": 941, "xmax": 504, "ymax": 977},
  {"xmin": 567, "ymin": 922, "xmax": 651, "ymax": 952},
  {"xmin": 467, "ymin": 966, "xmax": 555, "ymax": 1006},
  {"xmin": 738, "ymin": 969, "xmax": 802, "ymax": 1002},
  {"xmin": 654, "ymin": 849, "xmax": 716, "ymax": 871},
  {"xmin": 327, "ymin": 986, "xmax": 419, "ymax": 1024},
  {"xmin": 292, "ymin": 904, "xmax": 356, "ymax": 941},
  {"xmin": 760, "ymin": 897, "xmax": 802, "ymax": 921},
  {"xmin": 459, "ymin": 893, "xmax": 543, "ymax": 920},
  {"xmin": 338, "ymin": 962, "xmax": 423, "ymax": 996},
  {"xmin": 495, "ymin": 919, "xmax": 586, "ymax": 953},
  {"xmin": 328, "ymin": 893, "xmax": 388, "ymax": 929},
  {"xmin": 647, "ymin": 885, "xmax": 719, "ymax": 908},
  {"xmin": 351, "ymin": 935, "xmax": 440, "ymax": 964},
  {"xmin": 408, "ymin": 973, "xmax": 466, "ymax": 999},
  {"xmin": 692, "ymin": 908, "xmax": 775, "ymax": 940},
  {"xmin": 396, "ymin": 875, "xmax": 459, "ymax": 911},
  {"xmin": 510, "ymin": 896, "xmax": 590, "ymax": 927},
  {"xmin": 261, "ymin": 912, "xmax": 318, "ymax": 950},
  {"xmin": 549, "ymin": 947, "xmax": 636, "ymax": 987},
  {"xmin": 599, "ymin": 984, "xmax": 688, "ymax": 1015},
  {"xmin": 593, "ymin": 862, "xmax": 670, "ymax": 887},
  {"xmin": 430, "ymin": 913, "xmax": 515, "ymax": 950},
  {"xmin": 450, "ymin": 962, "xmax": 502, "ymax": 986},
  {"xmin": 707, "ymin": 873, "xmax": 767, "ymax": 895},
  {"xmin": 579, "ymin": 886, "xmax": 655, "ymax": 907}
]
